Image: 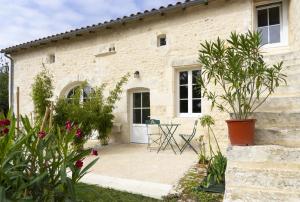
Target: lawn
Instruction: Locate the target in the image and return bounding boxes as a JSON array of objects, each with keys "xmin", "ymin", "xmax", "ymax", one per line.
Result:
[
  {"xmin": 75, "ymin": 164, "xmax": 223, "ymax": 202},
  {"xmin": 76, "ymin": 183, "xmax": 161, "ymax": 202}
]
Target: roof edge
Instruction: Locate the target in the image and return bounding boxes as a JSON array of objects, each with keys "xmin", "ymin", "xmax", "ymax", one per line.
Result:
[{"xmin": 1, "ymin": 0, "xmax": 208, "ymax": 54}]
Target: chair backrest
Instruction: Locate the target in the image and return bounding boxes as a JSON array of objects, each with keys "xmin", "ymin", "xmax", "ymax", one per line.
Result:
[
  {"xmin": 145, "ymin": 119, "xmax": 160, "ymax": 125},
  {"xmin": 191, "ymin": 120, "xmax": 198, "ymax": 136}
]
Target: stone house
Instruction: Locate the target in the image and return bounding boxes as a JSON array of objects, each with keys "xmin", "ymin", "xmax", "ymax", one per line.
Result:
[{"xmin": 1, "ymin": 0, "xmax": 300, "ymax": 201}]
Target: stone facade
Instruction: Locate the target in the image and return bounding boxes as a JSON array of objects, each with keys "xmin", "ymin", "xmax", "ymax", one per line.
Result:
[{"xmin": 8, "ymin": 0, "xmax": 300, "ymax": 151}]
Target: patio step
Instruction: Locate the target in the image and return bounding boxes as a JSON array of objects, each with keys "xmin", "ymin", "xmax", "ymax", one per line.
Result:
[
  {"xmin": 255, "ymin": 128, "xmax": 300, "ymax": 147},
  {"xmin": 224, "ymin": 145, "xmax": 300, "ymax": 202},
  {"xmin": 81, "ymin": 173, "xmax": 172, "ymax": 200},
  {"xmin": 226, "ymin": 145, "xmax": 300, "ymax": 165},
  {"xmin": 252, "ymin": 112, "xmax": 300, "ymax": 129},
  {"xmin": 224, "ymin": 187, "xmax": 300, "ymax": 202},
  {"xmin": 226, "ymin": 167, "xmax": 300, "ymax": 192}
]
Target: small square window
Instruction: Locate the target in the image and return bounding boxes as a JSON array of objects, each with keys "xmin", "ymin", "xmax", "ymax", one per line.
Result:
[
  {"xmin": 157, "ymin": 34, "xmax": 166, "ymax": 47},
  {"xmin": 49, "ymin": 54, "xmax": 55, "ymax": 64}
]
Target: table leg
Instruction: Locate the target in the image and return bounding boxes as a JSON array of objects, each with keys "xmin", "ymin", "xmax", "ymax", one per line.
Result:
[
  {"xmin": 162, "ymin": 125, "xmax": 177, "ymax": 154},
  {"xmin": 157, "ymin": 126, "xmax": 169, "ymax": 153}
]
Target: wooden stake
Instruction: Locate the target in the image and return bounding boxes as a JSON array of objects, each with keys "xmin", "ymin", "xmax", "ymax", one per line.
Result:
[
  {"xmin": 49, "ymin": 102, "xmax": 53, "ymax": 128},
  {"xmin": 16, "ymin": 87, "xmax": 20, "ymax": 132},
  {"xmin": 40, "ymin": 107, "xmax": 50, "ymax": 131}
]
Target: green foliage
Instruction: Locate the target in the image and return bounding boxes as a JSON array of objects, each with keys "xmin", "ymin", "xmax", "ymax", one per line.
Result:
[
  {"xmin": 163, "ymin": 166, "xmax": 223, "ymax": 202},
  {"xmin": 54, "ymin": 74, "xmax": 130, "ymax": 144},
  {"xmin": 54, "ymin": 83, "xmax": 94, "ymax": 142},
  {"xmin": 198, "ymin": 31, "xmax": 286, "ymax": 119},
  {"xmin": 199, "ymin": 115, "xmax": 227, "ymax": 188},
  {"xmin": 0, "ymin": 113, "xmax": 99, "ymax": 201},
  {"xmin": 0, "ymin": 62, "xmax": 9, "ymax": 115},
  {"xmin": 203, "ymin": 152, "xmax": 227, "ymax": 188},
  {"xmin": 76, "ymin": 183, "xmax": 160, "ymax": 202},
  {"xmin": 31, "ymin": 67, "xmax": 53, "ymax": 120},
  {"xmin": 89, "ymin": 74, "xmax": 129, "ymax": 143}
]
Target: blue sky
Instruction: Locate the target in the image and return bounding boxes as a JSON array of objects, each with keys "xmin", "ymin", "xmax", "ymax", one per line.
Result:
[{"xmin": 0, "ymin": 0, "xmax": 181, "ymax": 49}]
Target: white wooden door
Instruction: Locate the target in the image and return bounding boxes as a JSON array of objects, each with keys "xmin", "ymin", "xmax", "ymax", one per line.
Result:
[{"xmin": 131, "ymin": 92, "xmax": 150, "ymax": 144}]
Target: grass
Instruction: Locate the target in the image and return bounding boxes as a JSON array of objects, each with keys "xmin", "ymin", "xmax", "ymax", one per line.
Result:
[
  {"xmin": 75, "ymin": 183, "xmax": 161, "ymax": 202},
  {"xmin": 75, "ymin": 163, "xmax": 223, "ymax": 202}
]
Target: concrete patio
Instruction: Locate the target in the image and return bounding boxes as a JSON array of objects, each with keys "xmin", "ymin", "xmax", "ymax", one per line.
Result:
[{"xmin": 82, "ymin": 142, "xmax": 198, "ymax": 199}]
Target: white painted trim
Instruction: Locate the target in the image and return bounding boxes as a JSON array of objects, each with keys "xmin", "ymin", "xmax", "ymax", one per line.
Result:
[
  {"xmin": 176, "ymin": 68, "xmax": 202, "ymax": 118},
  {"xmin": 130, "ymin": 90, "xmax": 150, "ymax": 143},
  {"xmin": 254, "ymin": 0, "xmax": 288, "ymax": 48}
]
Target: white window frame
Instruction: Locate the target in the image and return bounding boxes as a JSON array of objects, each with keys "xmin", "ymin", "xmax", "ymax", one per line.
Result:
[
  {"xmin": 132, "ymin": 91, "xmax": 150, "ymax": 125},
  {"xmin": 255, "ymin": 0, "xmax": 288, "ymax": 48},
  {"xmin": 177, "ymin": 68, "xmax": 202, "ymax": 118}
]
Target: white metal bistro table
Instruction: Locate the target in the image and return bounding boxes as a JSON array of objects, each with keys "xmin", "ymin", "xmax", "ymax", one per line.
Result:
[{"xmin": 157, "ymin": 123, "xmax": 181, "ymax": 154}]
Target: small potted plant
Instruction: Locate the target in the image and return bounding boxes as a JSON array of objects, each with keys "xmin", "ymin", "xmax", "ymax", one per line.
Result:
[{"xmin": 198, "ymin": 31, "xmax": 286, "ymax": 145}]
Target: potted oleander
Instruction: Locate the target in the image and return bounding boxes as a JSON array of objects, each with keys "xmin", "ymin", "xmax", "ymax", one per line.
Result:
[{"xmin": 197, "ymin": 31, "xmax": 286, "ymax": 145}]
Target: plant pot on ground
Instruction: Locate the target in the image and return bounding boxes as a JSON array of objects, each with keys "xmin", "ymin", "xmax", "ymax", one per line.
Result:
[{"xmin": 198, "ymin": 31, "xmax": 286, "ymax": 146}]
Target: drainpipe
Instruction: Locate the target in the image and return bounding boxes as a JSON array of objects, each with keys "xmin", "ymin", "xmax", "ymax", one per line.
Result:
[{"xmin": 4, "ymin": 53, "xmax": 14, "ymax": 112}]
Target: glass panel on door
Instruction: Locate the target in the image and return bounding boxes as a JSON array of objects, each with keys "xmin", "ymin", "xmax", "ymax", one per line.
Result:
[{"xmin": 133, "ymin": 92, "xmax": 150, "ymax": 124}]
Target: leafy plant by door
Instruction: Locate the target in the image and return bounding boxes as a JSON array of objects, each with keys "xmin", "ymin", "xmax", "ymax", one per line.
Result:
[{"xmin": 54, "ymin": 74, "xmax": 130, "ymax": 144}]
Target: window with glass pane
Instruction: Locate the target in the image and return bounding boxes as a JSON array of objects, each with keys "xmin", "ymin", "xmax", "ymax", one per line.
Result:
[
  {"xmin": 179, "ymin": 71, "xmax": 188, "ymax": 113},
  {"xmin": 257, "ymin": 5, "xmax": 281, "ymax": 45},
  {"xmin": 179, "ymin": 70, "xmax": 201, "ymax": 115},
  {"xmin": 192, "ymin": 70, "xmax": 201, "ymax": 113},
  {"xmin": 133, "ymin": 92, "xmax": 150, "ymax": 124}
]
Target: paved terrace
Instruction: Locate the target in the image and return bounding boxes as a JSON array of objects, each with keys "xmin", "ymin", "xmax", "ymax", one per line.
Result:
[{"xmin": 82, "ymin": 142, "xmax": 198, "ymax": 199}]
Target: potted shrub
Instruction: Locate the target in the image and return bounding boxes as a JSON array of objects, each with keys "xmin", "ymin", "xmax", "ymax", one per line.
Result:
[{"xmin": 198, "ymin": 31, "xmax": 286, "ymax": 145}]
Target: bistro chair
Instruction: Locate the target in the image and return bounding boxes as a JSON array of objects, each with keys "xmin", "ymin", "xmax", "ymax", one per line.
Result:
[
  {"xmin": 145, "ymin": 119, "xmax": 161, "ymax": 151},
  {"xmin": 179, "ymin": 120, "xmax": 199, "ymax": 154}
]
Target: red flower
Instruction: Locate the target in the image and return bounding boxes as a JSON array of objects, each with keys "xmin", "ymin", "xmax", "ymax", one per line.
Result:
[
  {"xmin": 91, "ymin": 149, "xmax": 98, "ymax": 156},
  {"xmin": 2, "ymin": 128, "xmax": 9, "ymax": 134},
  {"xmin": 65, "ymin": 120, "xmax": 72, "ymax": 131},
  {"xmin": 75, "ymin": 160, "xmax": 83, "ymax": 169},
  {"xmin": 75, "ymin": 128, "xmax": 82, "ymax": 138},
  {"xmin": 0, "ymin": 119, "xmax": 10, "ymax": 127},
  {"xmin": 38, "ymin": 131, "xmax": 47, "ymax": 139}
]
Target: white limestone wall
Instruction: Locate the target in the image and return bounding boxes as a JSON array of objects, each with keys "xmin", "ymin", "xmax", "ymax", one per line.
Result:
[{"xmin": 14, "ymin": 0, "xmax": 293, "ymax": 151}]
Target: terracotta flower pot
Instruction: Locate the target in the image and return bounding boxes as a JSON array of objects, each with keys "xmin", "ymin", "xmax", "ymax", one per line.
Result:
[{"xmin": 226, "ymin": 119, "xmax": 256, "ymax": 146}]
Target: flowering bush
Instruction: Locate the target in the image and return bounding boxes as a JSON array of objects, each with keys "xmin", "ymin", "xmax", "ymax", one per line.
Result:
[
  {"xmin": 54, "ymin": 74, "xmax": 130, "ymax": 145},
  {"xmin": 0, "ymin": 113, "xmax": 99, "ymax": 201}
]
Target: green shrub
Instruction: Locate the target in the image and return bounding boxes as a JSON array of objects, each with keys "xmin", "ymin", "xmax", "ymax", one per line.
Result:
[
  {"xmin": 88, "ymin": 74, "xmax": 129, "ymax": 144},
  {"xmin": 54, "ymin": 74, "xmax": 129, "ymax": 144},
  {"xmin": 31, "ymin": 67, "xmax": 53, "ymax": 121},
  {"xmin": 0, "ymin": 112, "xmax": 99, "ymax": 201},
  {"xmin": 0, "ymin": 62, "xmax": 9, "ymax": 115}
]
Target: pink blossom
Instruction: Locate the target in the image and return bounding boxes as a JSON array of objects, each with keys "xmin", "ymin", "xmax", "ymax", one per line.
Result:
[
  {"xmin": 38, "ymin": 131, "xmax": 47, "ymax": 139},
  {"xmin": 91, "ymin": 149, "xmax": 98, "ymax": 156},
  {"xmin": 0, "ymin": 119, "xmax": 10, "ymax": 127},
  {"xmin": 2, "ymin": 128, "xmax": 9, "ymax": 134},
  {"xmin": 65, "ymin": 120, "xmax": 72, "ymax": 131},
  {"xmin": 75, "ymin": 160, "xmax": 83, "ymax": 169},
  {"xmin": 75, "ymin": 128, "xmax": 82, "ymax": 138}
]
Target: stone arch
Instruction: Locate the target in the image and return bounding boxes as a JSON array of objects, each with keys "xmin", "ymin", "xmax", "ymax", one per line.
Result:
[{"xmin": 59, "ymin": 81, "xmax": 84, "ymax": 98}]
